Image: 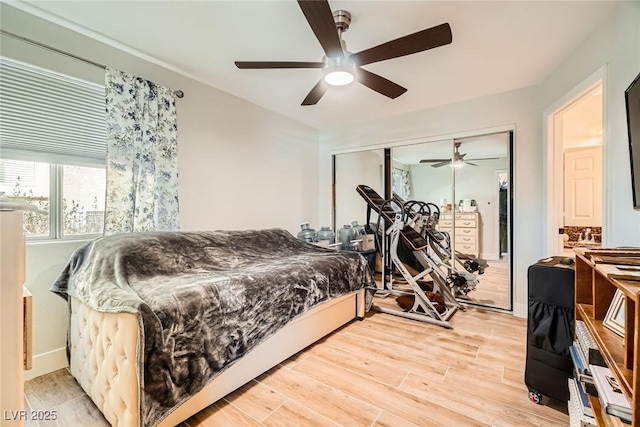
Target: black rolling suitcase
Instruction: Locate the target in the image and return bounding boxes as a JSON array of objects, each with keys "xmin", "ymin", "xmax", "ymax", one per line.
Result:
[{"xmin": 525, "ymin": 256, "xmax": 575, "ymax": 404}]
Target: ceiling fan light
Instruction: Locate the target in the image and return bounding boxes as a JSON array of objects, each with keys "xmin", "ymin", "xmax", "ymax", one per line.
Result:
[
  {"xmin": 323, "ymin": 56, "xmax": 355, "ymax": 86},
  {"xmin": 324, "ymin": 70, "xmax": 354, "ymax": 86},
  {"xmin": 452, "ymin": 159, "xmax": 464, "ymax": 168}
]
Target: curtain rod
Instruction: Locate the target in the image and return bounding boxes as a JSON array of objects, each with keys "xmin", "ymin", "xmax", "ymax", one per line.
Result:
[{"xmin": 0, "ymin": 29, "xmax": 184, "ymax": 98}]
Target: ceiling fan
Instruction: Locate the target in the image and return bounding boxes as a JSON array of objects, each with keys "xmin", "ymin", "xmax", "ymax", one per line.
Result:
[
  {"xmin": 419, "ymin": 142, "xmax": 500, "ymax": 168},
  {"xmin": 235, "ymin": 0, "xmax": 453, "ymax": 106}
]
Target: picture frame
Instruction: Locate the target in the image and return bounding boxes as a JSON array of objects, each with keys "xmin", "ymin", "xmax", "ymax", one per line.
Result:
[{"xmin": 603, "ymin": 289, "xmax": 625, "ymax": 338}]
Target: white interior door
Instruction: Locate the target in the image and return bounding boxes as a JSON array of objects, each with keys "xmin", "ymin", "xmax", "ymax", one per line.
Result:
[{"xmin": 564, "ymin": 146, "xmax": 602, "ymax": 227}]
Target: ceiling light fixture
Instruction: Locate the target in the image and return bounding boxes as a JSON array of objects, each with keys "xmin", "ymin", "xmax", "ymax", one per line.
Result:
[
  {"xmin": 323, "ymin": 56, "xmax": 355, "ymax": 86},
  {"xmin": 452, "ymin": 159, "xmax": 464, "ymax": 168}
]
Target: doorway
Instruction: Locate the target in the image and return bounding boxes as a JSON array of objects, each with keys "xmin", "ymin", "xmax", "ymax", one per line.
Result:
[{"xmin": 545, "ymin": 77, "xmax": 604, "ymax": 256}]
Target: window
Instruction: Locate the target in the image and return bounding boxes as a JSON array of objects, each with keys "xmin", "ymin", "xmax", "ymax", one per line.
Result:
[
  {"xmin": 0, "ymin": 160, "xmax": 50, "ymax": 237},
  {"xmin": 0, "ymin": 160, "xmax": 106, "ymax": 239},
  {"xmin": 0, "ymin": 57, "xmax": 106, "ymax": 239},
  {"xmin": 62, "ymin": 165, "xmax": 106, "ymax": 235}
]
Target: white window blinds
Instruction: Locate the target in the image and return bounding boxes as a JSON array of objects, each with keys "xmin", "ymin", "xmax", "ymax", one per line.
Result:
[
  {"xmin": 0, "ymin": 56, "xmax": 106, "ymax": 165},
  {"xmin": 0, "ymin": 158, "xmax": 36, "ymax": 187}
]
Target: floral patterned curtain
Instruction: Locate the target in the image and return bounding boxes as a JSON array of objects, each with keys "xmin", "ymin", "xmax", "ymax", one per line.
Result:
[
  {"xmin": 104, "ymin": 68, "xmax": 179, "ymax": 234},
  {"xmin": 392, "ymin": 168, "xmax": 411, "ymax": 200}
]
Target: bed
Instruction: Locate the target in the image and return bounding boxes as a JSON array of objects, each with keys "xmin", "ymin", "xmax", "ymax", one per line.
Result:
[{"xmin": 51, "ymin": 228, "xmax": 376, "ymax": 427}]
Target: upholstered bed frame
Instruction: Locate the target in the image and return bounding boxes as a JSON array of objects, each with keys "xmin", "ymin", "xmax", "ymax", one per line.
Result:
[{"xmin": 69, "ymin": 289, "xmax": 366, "ymax": 427}]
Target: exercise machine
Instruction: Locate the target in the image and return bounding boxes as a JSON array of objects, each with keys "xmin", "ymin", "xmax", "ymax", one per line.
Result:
[
  {"xmin": 394, "ymin": 193, "xmax": 488, "ymax": 293},
  {"xmin": 357, "ymin": 185, "xmax": 465, "ymax": 328}
]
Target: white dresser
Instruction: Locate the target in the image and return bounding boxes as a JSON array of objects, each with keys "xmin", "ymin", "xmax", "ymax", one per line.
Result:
[{"xmin": 437, "ymin": 212, "xmax": 480, "ymax": 258}]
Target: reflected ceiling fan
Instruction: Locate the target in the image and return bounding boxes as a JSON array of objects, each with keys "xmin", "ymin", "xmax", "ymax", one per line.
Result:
[
  {"xmin": 235, "ymin": 0, "xmax": 453, "ymax": 105},
  {"xmin": 419, "ymin": 142, "xmax": 500, "ymax": 168}
]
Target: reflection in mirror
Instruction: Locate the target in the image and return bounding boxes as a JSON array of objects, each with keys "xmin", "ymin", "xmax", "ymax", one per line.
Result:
[
  {"xmin": 333, "ymin": 149, "xmax": 384, "ymax": 246},
  {"xmin": 450, "ymin": 134, "xmax": 510, "ymax": 309},
  {"xmin": 393, "ymin": 139, "xmax": 453, "ymax": 208},
  {"xmin": 393, "ymin": 133, "xmax": 512, "ymax": 310}
]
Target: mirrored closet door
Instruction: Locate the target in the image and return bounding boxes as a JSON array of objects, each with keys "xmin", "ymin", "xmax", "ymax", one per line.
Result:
[
  {"xmin": 333, "ymin": 149, "xmax": 385, "ymax": 245},
  {"xmin": 392, "ymin": 133, "xmax": 512, "ymax": 310},
  {"xmin": 332, "ymin": 131, "xmax": 513, "ymax": 311}
]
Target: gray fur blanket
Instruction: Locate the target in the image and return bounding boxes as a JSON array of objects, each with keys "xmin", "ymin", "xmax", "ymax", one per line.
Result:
[{"xmin": 51, "ymin": 228, "xmax": 376, "ymax": 426}]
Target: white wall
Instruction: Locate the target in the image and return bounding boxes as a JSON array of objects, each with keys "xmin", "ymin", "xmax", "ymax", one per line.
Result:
[
  {"xmin": 408, "ymin": 165, "xmax": 451, "ymax": 207},
  {"xmin": 320, "ymin": 86, "xmax": 539, "ymax": 317},
  {"xmin": 23, "ymin": 240, "xmax": 87, "ymax": 380},
  {"xmin": 1, "ymin": 4, "xmax": 319, "ymax": 378},
  {"xmin": 410, "ymin": 158, "xmax": 507, "ymax": 260},
  {"xmin": 334, "ymin": 150, "xmax": 383, "ymax": 231},
  {"xmin": 539, "ymin": 1, "xmax": 640, "ymax": 246}
]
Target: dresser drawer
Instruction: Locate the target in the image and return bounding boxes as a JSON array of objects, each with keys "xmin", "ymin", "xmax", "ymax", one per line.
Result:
[
  {"xmin": 438, "ymin": 224, "xmax": 478, "ymax": 236},
  {"xmin": 456, "ymin": 219, "xmax": 476, "ymax": 228},
  {"xmin": 433, "ymin": 230, "xmax": 476, "ymax": 245},
  {"xmin": 454, "ymin": 213, "xmax": 477, "ymax": 220},
  {"xmin": 455, "ymin": 243, "xmax": 477, "ymax": 255},
  {"xmin": 439, "ymin": 219, "xmax": 476, "ymax": 228},
  {"xmin": 455, "ymin": 235, "xmax": 477, "ymax": 245},
  {"xmin": 455, "ymin": 227, "xmax": 477, "ymax": 237},
  {"xmin": 440, "ymin": 213, "xmax": 477, "ymax": 221},
  {"xmin": 439, "ymin": 220, "xmax": 453, "ymax": 228}
]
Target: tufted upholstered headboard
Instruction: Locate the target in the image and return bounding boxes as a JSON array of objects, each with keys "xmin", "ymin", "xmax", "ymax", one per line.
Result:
[{"xmin": 69, "ymin": 297, "xmax": 140, "ymax": 427}]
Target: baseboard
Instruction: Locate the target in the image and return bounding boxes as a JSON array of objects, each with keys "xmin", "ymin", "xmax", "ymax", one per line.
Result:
[
  {"xmin": 513, "ymin": 302, "xmax": 527, "ymax": 319},
  {"xmin": 24, "ymin": 347, "xmax": 68, "ymax": 381},
  {"xmin": 481, "ymin": 252, "xmax": 500, "ymax": 261}
]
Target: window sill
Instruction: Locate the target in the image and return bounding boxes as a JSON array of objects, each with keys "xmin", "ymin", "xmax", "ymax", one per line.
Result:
[{"xmin": 26, "ymin": 236, "xmax": 98, "ymax": 246}]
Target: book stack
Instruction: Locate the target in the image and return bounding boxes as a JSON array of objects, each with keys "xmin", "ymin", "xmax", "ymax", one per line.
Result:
[
  {"xmin": 570, "ymin": 344, "xmax": 590, "ymax": 376},
  {"xmin": 568, "ymin": 320, "xmax": 607, "ymax": 426},
  {"xmin": 568, "ymin": 378, "xmax": 596, "ymax": 427},
  {"xmin": 576, "ymin": 320, "xmax": 606, "ymax": 368},
  {"xmin": 572, "ymin": 321, "xmax": 605, "ymax": 395},
  {"xmin": 590, "ymin": 365, "xmax": 632, "ymax": 422},
  {"xmin": 568, "ymin": 348, "xmax": 596, "ymax": 427}
]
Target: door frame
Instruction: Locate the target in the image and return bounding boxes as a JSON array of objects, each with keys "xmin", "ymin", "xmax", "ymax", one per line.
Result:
[{"xmin": 542, "ymin": 65, "xmax": 608, "ymax": 256}]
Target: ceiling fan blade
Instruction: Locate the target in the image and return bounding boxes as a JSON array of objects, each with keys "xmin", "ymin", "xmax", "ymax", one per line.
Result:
[
  {"xmin": 467, "ymin": 157, "xmax": 501, "ymax": 161},
  {"xmin": 297, "ymin": 0, "xmax": 344, "ymax": 58},
  {"xmin": 356, "ymin": 68, "xmax": 407, "ymax": 99},
  {"xmin": 351, "ymin": 23, "xmax": 452, "ymax": 66},
  {"xmin": 465, "ymin": 162, "xmax": 478, "ymax": 166},
  {"xmin": 419, "ymin": 159, "xmax": 450, "ymax": 163},
  {"xmin": 235, "ymin": 61, "xmax": 324, "ymax": 69},
  {"xmin": 302, "ymin": 79, "xmax": 328, "ymax": 106},
  {"xmin": 431, "ymin": 160, "xmax": 452, "ymax": 168}
]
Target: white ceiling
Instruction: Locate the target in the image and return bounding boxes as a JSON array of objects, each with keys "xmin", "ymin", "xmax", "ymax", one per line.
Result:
[{"xmin": 21, "ymin": 1, "xmax": 619, "ymax": 130}]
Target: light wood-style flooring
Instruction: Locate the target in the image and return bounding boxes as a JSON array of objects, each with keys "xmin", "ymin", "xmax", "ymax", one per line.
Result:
[
  {"xmin": 462, "ymin": 258, "xmax": 510, "ymax": 309},
  {"xmin": 25, "ymin": 307, "xmax": 568, "ymax": 427},
  {"xmin": 376, "ymin": 256, "xmax": 510, "ymax": 309}
]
